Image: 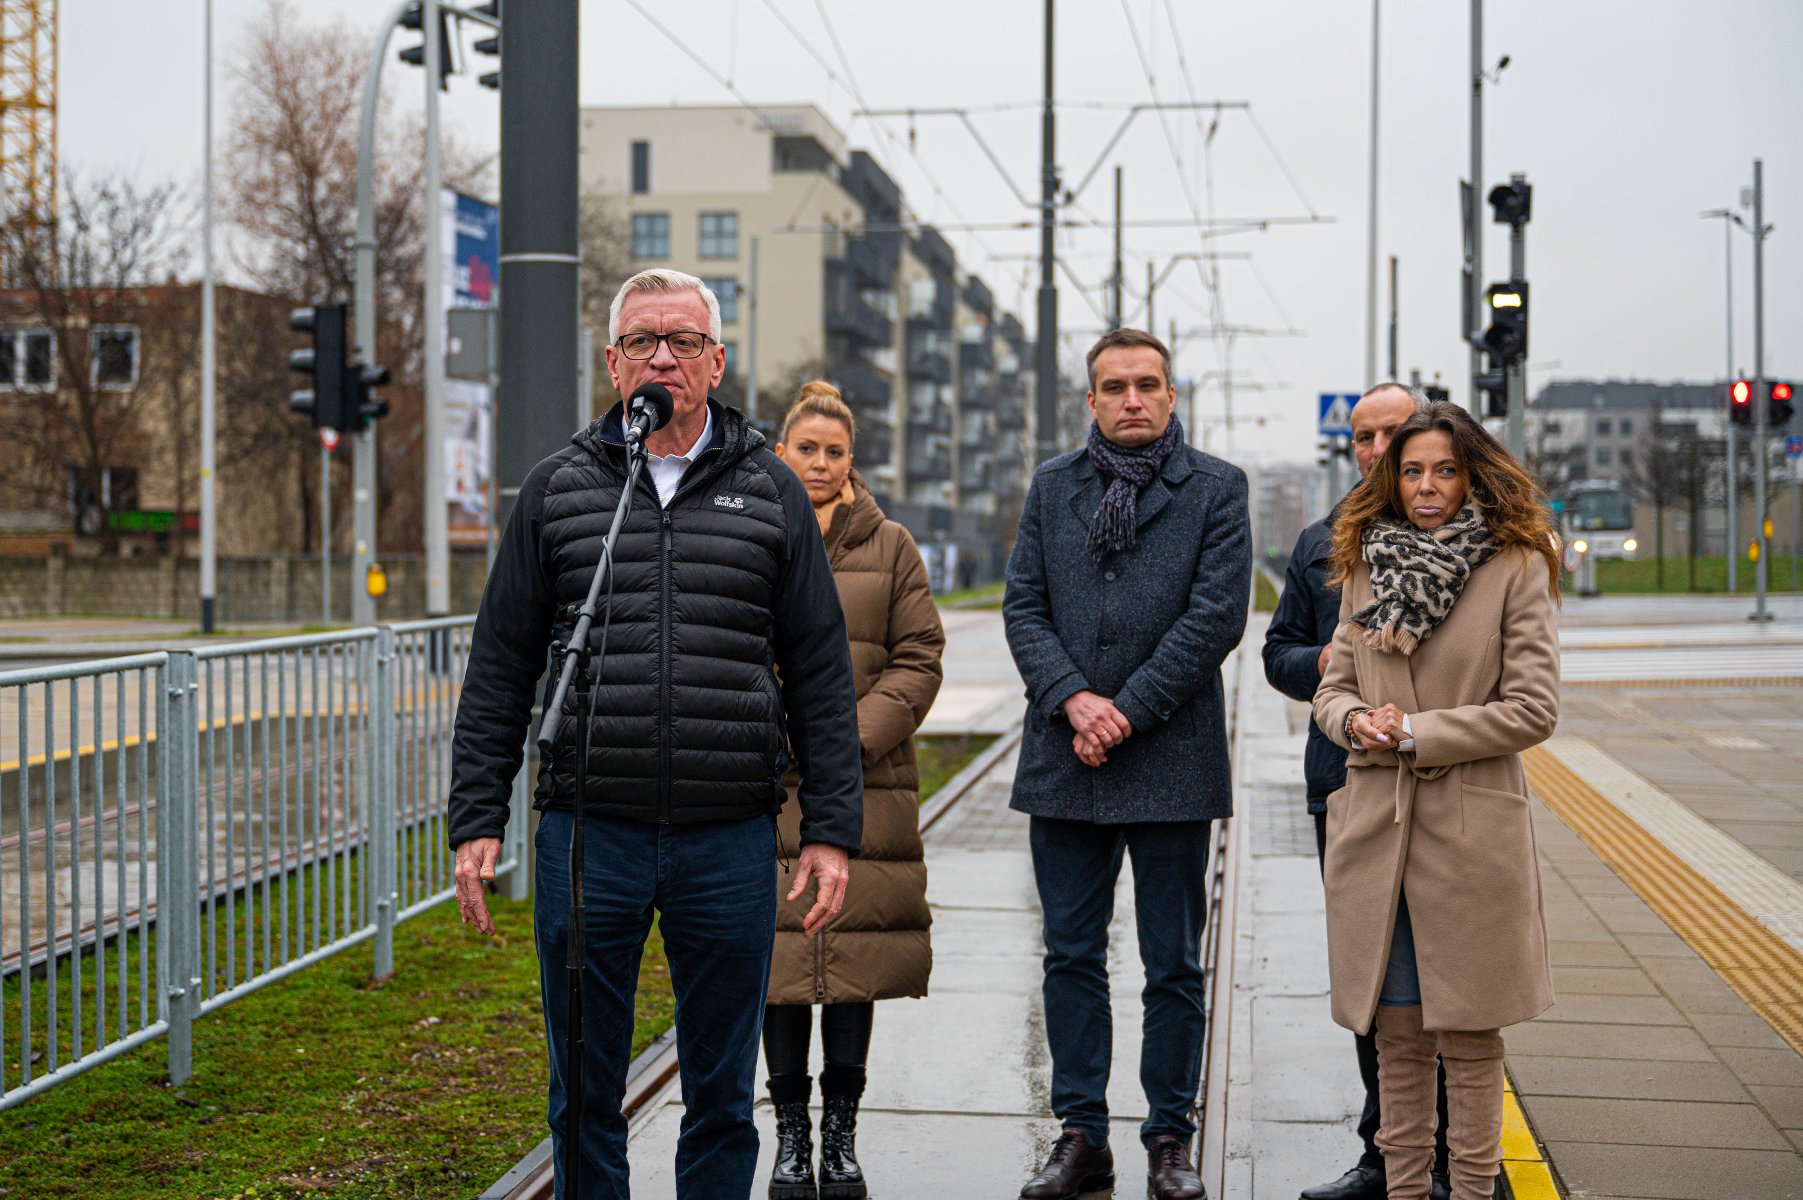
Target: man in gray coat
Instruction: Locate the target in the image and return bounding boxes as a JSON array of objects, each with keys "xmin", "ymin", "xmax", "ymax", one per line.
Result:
[{"xmin": 1004, "ymin": 328, "xmax": 1250, "ymax": 1200}]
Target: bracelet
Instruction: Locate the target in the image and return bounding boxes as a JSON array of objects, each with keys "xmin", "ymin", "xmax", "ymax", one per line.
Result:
[{"xmin": 1344, "ymin": 708, "xmax": 1369, "ymax": 748}]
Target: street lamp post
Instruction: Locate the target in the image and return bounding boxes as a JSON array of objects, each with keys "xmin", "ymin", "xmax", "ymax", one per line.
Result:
[
  {"xmin": 200, "ymin": 0, "xmax": 217, "ymax": 632},
  {"xmin": 1700, "ymin": 206, "xmax": 1745, "ymax": 592}
]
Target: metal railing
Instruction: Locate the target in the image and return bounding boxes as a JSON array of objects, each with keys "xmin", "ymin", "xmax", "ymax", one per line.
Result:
[{"xmin": 0, "ymin": 617, "xmax": 529, "ymax": 1110}]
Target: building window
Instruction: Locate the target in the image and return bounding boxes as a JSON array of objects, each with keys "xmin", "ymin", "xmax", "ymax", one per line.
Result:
[
  {"xmin": 703, "ymin": 277, "xmax": 739, "ymax": 323},
  {"xmin": 698, "ymin": 212, "xmax": 738, "ymax": 259},
  {"xmin": 91, "ymin": 325, "xmax": 140, "ymax": 389},
  {"xmin": 0, "ymin": 327, "xmax": 56, "ymax": 391},
  {"xmin": 631, "ymin": 213, "xmax": 669, "ymax": 259},
  {"xmin": 723, "ymin": 341, "xmax": 737, "ymax": 373},
  {"xmin": 1596, "ymin": 447, "xmax": 1613, "ymax": 466},
  {"xmin": 1618, "ymin": 417, "xmax": 1632, "ymax": 436},
  {"xmin": 630, "ymin": 140, "xmax": 650, "ymax": 194},
  {"xmin": 1596, "ymin": 418, "xmax": 1612, "ymax": 436}
]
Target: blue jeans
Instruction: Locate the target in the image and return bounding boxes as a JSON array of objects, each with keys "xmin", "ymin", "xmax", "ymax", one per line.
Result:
[
  {"xmin": 1379, "ymin": 893, "xmax": 1422, "ymax": 1007},
  {"xmin": 534, "ymin": 809, "xmax": 778, "ymax": 1200},
  {"xmin": 1029, "ymin": 815, "xmax": 1213, "ymax": 1149}
]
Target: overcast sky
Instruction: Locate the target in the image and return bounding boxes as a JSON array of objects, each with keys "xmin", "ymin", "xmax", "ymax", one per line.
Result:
[{"xmin": 65, "ymin": 0, "xmax": 1802, "ymax": 464}]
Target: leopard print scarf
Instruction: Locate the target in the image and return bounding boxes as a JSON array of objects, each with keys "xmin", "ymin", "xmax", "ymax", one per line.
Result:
[{"xmin": 1348, "ymin": 504, "xmax": 1500, "ymax": 656}]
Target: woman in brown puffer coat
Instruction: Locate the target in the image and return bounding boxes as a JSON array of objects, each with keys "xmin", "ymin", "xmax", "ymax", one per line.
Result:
[{"xmin": 763, "ymin": 382, "xmax": 945, "ymax": 1200}]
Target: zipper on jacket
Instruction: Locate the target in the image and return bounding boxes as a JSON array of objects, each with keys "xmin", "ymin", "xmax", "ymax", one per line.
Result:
[
  {"xmin": 659, "ymin": 508, "xmax": 674, "ymax": 825},
  {"xmin": 813, "ymin": 925, "xmax": 826, "ymax": 1001}
]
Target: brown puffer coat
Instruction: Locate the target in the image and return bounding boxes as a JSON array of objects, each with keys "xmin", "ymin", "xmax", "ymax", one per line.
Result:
[{"xmin": 768, "ymin": 472, "xmax": 945, "ymax": 1005}]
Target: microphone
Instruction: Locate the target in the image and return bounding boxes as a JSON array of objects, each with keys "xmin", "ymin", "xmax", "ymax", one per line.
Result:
[{"xmin": 626, "ymin": 382, "xmax": 674, "ymax": 445}]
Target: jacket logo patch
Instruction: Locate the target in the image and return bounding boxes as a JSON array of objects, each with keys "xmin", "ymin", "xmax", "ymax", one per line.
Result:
[{"xmin": 713, "ymin": 494, "xmax": 746, "ymax": 510}]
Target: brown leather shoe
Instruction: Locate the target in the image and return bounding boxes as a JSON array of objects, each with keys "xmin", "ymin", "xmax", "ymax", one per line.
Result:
[
  {"xmin": 1147, "ymin": 1135, "xmax": 1206, "ymax": 1200},
  {"xmin": 1020, "ymin": 1126, "xmax": 1115, "ymax": 1200}
]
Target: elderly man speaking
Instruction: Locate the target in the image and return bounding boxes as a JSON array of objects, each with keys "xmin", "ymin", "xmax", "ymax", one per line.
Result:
[
  {"xmin": 1004, "ymin": 328, "xmax": 1250, "ymax": 1200},
  {"xmin": 447, "ymin": 268, "xmax": 863, "ymax": 1200}
]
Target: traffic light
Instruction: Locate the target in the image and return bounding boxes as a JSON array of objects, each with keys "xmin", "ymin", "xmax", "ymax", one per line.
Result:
[
  {"xmin": 1771, "ymin": 381, "xmax": 1795, "ymax": 426},
  {"xmin": 351, "ymin": 362, "xmax": 393, "ymax": 430},
  {"xmin": 1482, "ymin": 282, "xmax": 1528, "ymax": 367},
  {"xmin": 1488, "ymin": 179, "xmax": 1533, "ymax": 227},
  {"xmin": 290, "ymin": 304, "xmax": 349, "ymax": 432},
  {"xmin": 1475, "ymin": 370, "xmax": 1507, "ymax": 419},
  {"xmin": 472, "ymin": 1, "xmax": 499, "ymax": 90},
  {"xmin": 1730, "ymin": 379, "xmax": 1754, "ymax": 427},
  {"xmin": 398, "ymin": 1, "xmax": 454, "ymax": 84}
]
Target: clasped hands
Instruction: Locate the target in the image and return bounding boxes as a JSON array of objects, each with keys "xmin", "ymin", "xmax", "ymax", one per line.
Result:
[
  {"xmin": 1063, "ymin": 689, "xmax": 1133, "ymax": 768},
  {"xmin": 1350, "ymin": 702, "xmax": 1409, "ymax": 750}
]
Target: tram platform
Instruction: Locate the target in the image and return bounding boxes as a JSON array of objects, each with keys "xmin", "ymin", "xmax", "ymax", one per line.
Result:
[{"xmin": 502, "ymin": 605, "xmax": 1803, "ymax": 1199}]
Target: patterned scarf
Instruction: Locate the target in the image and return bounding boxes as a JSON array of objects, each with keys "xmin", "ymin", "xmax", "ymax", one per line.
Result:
[
  {"xmin": 1085, "ymin": 415, "xmax": 1184, "ymax": 562},
  {"xmin": 1349, "ymin": 503, "xmax": 1500, "ymax": 655}
]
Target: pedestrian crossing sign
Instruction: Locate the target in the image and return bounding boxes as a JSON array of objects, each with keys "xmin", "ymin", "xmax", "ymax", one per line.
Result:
[{"xmin": 1319, "ymin": 393, "xmax": 1357, "ymax": 436}]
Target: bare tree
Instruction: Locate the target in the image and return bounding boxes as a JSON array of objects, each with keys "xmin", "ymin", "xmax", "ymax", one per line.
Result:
[
  {"xmin": 0, "ymin": 173, "xmax": 188, "ymax": 554},
  {"xmin": 222, "ymin": 0, "xmax": 493, "ymax": 554},
  {"xmin": 1620, "ymin": 398, "xmax": 1700, "ymax": 589}
]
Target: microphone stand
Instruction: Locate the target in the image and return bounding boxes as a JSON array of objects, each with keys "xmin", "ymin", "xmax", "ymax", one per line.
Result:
[{"xmin": 539, "ymin": 424, "xmax": 650, "ymax": 1197}]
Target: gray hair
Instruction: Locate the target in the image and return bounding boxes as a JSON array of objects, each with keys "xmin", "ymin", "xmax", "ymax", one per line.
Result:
[
  {"xmin": 608, "ymin": 268, "xmax": 723, "ymax": 343},
  {"xmin": 1357, "ymin": 381, "xmax": 1432, "ymax": 413}
]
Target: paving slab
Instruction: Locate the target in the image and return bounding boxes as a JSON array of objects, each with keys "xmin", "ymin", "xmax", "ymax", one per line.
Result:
[
  {"xmin": 1526, "ymin": 1095, "xmax": 1795, "ymax": 1151},
  {"xmin": 1505, "ymin": 1055, "xmax": 1754, "ymax": 1104},
  {"xmin": 1542, "ymin": 1142, "xmax": 1803, "ymax": 1200}
]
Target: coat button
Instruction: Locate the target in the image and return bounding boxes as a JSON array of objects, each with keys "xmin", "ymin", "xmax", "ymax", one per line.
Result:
[
  {"xmin": 1105, "ymin": 570, "xmax": 1117, "ymax": 581},
  {"xmin": 1100, "ymin": 641, "xmax": 1112, "ymax": 651}
]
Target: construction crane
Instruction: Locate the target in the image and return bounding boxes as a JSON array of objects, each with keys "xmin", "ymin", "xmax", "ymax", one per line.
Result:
[{"xmin": 0, "ymin": 0, "xmax": 56, "ymax": 242}]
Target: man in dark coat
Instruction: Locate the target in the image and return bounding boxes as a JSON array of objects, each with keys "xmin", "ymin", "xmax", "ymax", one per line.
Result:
[
  {"xmin": 447, "ymin": 269, "xmax": 863, "ymax": 1200},
  {"xmin": 1265, "ymin": 382, "xmax": 1467, "ymax": 1200},
  {"xmin": 1005, "ymin": 328, "xmax": 1250, "ymax": 1200}
]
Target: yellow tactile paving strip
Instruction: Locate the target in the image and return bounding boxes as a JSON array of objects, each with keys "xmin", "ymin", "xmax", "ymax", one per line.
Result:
[
  {"xmin": 1523, "ymin": 744, "xmax": 1803, "ymax": 1056},
  {"xmin": 1502, "ymin": 1075, "xmax": 1560, "ymax": 1199}
]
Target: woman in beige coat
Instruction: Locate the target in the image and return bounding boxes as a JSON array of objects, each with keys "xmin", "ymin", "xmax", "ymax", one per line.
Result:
[
  {"xmin": 763, "ymin": 382, "xmax": 945, "ymax": 1200},
  {"xmin": 1313, "ymin": 402, "xmax": 1561, "ymax": 1200}
]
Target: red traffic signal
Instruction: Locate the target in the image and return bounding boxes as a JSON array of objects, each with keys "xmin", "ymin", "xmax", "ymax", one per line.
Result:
[
  {"xmin": 1732, "ymin": 380, "xmax": 1753, "ymax": 405},
  {"xmin": 1730, "ymin": 379, "xmax": 1754, "ymax": 426},
  {"xmin": 1775, "ymin": 383, "xmax": 1794, "ymax": 403},
  {"xmin": 1774, "ymin": 381, "xmax": 1795, "ymax": 426}
]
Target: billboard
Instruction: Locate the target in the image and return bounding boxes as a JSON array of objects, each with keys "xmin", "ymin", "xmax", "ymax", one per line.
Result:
[{"xmin": 440, "ymin": 190, "xmax": 498, "ymax": 545}]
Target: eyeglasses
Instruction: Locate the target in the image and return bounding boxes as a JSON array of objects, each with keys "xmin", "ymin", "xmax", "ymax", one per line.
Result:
[{"xmin": 615, "ymin": 330, "xmax": 712, "ymax": 360}]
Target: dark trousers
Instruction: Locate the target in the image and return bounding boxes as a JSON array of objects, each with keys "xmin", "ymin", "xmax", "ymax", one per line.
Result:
[
  {"xmin": 535, "ymin": 809, "xmax": 777, "ymax": 1200},
  {"xmin": 1314, "ymin": 811, "xmax": 1449, "ymax": 1176},
  {"xmin": 762, "ymin": 1002, "xmax": 875, "ymax": 1103},
  {"xmin": 1029, "ymin": 815, "xmax": 1213, "ymax": 1150}
]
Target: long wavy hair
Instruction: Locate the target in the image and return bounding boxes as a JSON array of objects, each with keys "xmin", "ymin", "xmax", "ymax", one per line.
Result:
[{"xmin": 1328, "ymin": 402, "xmax": 1562, "ymax": 600}]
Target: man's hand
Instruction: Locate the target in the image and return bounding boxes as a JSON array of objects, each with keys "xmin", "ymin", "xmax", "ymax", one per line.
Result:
[
  {"xmin": 1061, "ymin": 690, "xmax": 1133, "ymax": 750},
  {"xmin": 454, "ymin": 837, "xmax": 502, "ymax": 935},
  {"xmin": 1073, "ymin": 730, "xmax": 1108, "ymax": 768},
  {"xmin": 1316, "ymin": 644, "xmax": 1332, "ymax": 677},
  {"xmin": 789, "ymin": 843, "xmax": 851, "ymax": 937}
]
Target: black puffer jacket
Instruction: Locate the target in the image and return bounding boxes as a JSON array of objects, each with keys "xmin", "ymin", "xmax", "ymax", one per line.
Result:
[
  {"xmin": 1261, "ymin": 514, "xmax": 1344, "ymax": 814},
  {"xmin": 446, "ymin": 399, "xmax": 863, "ymax": 853}
]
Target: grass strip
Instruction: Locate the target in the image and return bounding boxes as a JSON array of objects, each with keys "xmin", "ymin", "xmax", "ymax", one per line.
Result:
[{"xmin": 1590, "ymin": 554, "xmax": 1802, "ymax": 594}]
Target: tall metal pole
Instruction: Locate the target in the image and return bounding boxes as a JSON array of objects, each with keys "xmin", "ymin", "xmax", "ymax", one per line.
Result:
[
  {"xmin": 1386, "ymin": 254, "xmax": 1398, "ymax": 380},
  {"xmin": 1719, "ymin": 212, "xmax": 1739, "ymax": 591},
  {"xmin": 745, "ymin": 235, "xmax": 760, "ymax": 424},
  {"xmin": 1505, "ymin": 174, "xmax": 1527, "ymax": 459},
  {"xmin": 1146, "ymin": 260, "xmax": 1155, "ymax": 335},
  {"xmin": 353, "ymin": 3, "xmax": 411, "ymax": 625},
  {"xmin": 1467, "ymin": 0, "xmax": 1483, "ymax": 416},
  {"xmin": 497, "ymin": 0, "xmax": 580, "ymax": 529},
  {"xmin": 423, "ymin": 0, "xmax": 449, "ymax": 617},
  {"xmin": 1034, "ymin": 0, "xmax": 1060, "ymax": 465},
  {"xmin": 1751, "ymin": 158, "xmax": 1771, "ymax": 620},
  {"xmin": 1110, "ymin": 165, "xmax": 1123, "ymax": 330},
  {"xmin": 320, "ymin": 446, "xmax": 332, "ymax": 625},
  {"xmin": 1363, "ymin": 0, "xmax": 1381, "ymax": 388},
  {"xmin": 200, "ymin": 0, "xmax": 217, "ymax": 632}
]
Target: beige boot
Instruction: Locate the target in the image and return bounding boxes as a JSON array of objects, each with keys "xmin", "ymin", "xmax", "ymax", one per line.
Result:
[
  {"xmin": 1373, "ymin": 1004, "xmax": 1439, "ymax": 1200},
  {"xmin": 1437, "ymin": 1028, "xmax": 1505, "ymax": 1200}
]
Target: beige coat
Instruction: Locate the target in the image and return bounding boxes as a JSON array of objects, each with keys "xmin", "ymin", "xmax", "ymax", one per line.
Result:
[
  {"xmin": 768, "ymin": 473, "xmax": 945, "ymax": 1005},
  {"xmin": 1312, "ymin": 547, "xmax": 1560, "ymax": 1034}
]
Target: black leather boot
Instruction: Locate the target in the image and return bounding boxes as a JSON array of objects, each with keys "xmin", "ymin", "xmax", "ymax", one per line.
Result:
[
  {"xmin": 767, "ymin": 1074, "xmax": 817, "ymax": 1200},
  {"xmin": 818, "ymin": 1065, "xmax": 868, "ymax": 1200}
]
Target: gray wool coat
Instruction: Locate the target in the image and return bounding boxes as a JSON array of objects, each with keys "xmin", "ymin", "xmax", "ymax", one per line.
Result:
[{"xmin": 1003, "ymin": 442, "xmax": 1252, "ymax": 824}]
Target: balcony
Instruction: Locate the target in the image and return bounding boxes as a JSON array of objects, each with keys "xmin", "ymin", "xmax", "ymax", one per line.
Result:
[
  {"xmin": 845, "ymin": 151, "xmax": 902, "ymax": 218},
  {"xmin": 853, "ymin": 422, "xmax": 893, "ymax": 470},
  {"xmin": 909, "ymin": 402, "xmax": 952, "ymax": 435},
  {"xmin": 913, "ymin": 225, "xmax": 956, "ymax": 277},
  {"xmin": 907, "ymin": 348, "xmax": 952, "ymax": 386},
  {"xmin": 845, "ymin": 235, "xmax": 897, "ymax": 291},
  {"xmin": 828, "ymin": 357, "xmax": 892, "ymax": 416},
  {"xmin": 959, "ymin": 452, "xmax": 992, "ymax": 494},
  {"xmin": 959, "ymin": 334, "xmax": 994, "ymax": 373},
  {"xmin": 905, "ymin": 279, "xmax": 954, "ymax": 330},
  {"xmin": 906, "ymin": 429, "xmax": 951, "ymax": 482},
  {"xmin": 825, "ymin": 277, "xmax": 894, "ymax": 345},
  {"xmin": 993, "ymin": 396, "xmax": 1029, "ymax": 430},
  {"xmin": 961, "ymin": 276, "xmax": 994, "ymax": 318}
]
